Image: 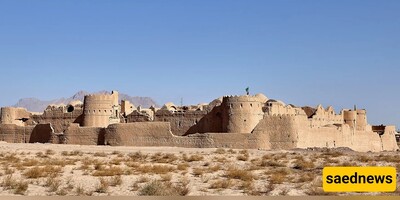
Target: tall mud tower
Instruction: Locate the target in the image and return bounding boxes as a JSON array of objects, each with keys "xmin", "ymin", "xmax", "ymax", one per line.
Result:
[
  {"xmin": 82, "ymin": 91, "xmax": 119, "ymax": 127},
  {"xmin": 221, "ymin": 95, "xmax": 264, "ymax": 133}
]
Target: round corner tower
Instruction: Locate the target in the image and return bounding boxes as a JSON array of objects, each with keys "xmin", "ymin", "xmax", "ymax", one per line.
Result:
[
  {"xmin": 343, "ymin": 110, "xmax": 356, "ymax": 128},
  {"xmin": 83, "ymin": 94, "xmax": 115, "ymax": 127},
  {"xmin": 221, "ymin": 95, "xmax": 264, "ymax": 133}
]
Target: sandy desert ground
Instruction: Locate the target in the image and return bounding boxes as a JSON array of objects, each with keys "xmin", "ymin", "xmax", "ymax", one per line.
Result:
[{"xmin": 0, "ymin": 142, "xmax": 399, "ymax": 196}]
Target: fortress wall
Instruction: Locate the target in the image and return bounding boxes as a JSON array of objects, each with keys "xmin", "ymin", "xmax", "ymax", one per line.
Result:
[
  {"xmin": 296, "ymin": 125, "xmax": 349, "ymax": 149},
  {"xmin": 380, "ymin": 126, "xmax": 399, "ymax": 151},
  {"xmin": 104, "ymin": 122, "xmax": 176, "ymax": 146},
  {"xmin": 154, "ymin": 110, "xmax": 208, "ymax": 136},
  {"xmin": 185, "ymin": 106, "xmax": 224, "ymax": 135},
  {"xmin": 63, "ymin": 123, "xmax": 103, "ymax": 145},
  {"xmin": 126, "ymin": 111, "xmax": 152, "ymax": 122},
  {"xmin": 296, "ymin": 123, "xmax": 383, "ymax": 152},
  {"xmin": 351, "ymin": 131, "xmax": 382, "ymax": 152},
  {"xmin": 30, "ymin": 108, "xmax": 83, "ymax": 133},
  {"xmin": 251, "ymin": 115, "xmax": 298, "ymax": 150},
  {"xmin": 104, "ymin": 122, "xmax": 259, "ymax": 149},
  {"xmin": 29, "ymin": 124, "xmax": 54, "ymax": 143},
  {"xmin": 1, "ymin": 107, "xmax": 31, "ymax": 125},
  {"xmin": 0, "ymin": 124, "xmax": 35, "ymax": 143}
]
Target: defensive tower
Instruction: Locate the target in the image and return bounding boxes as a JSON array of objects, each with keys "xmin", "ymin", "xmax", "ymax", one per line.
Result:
[{"xmin": 221, "ymin": 95, "xmax": 264, "ymax": 133}]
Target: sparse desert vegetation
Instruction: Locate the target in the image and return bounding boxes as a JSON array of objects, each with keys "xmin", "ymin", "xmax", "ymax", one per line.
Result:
[{"xmin": 0, "ymin": 142, "xmax": 399, "ymax": 196}]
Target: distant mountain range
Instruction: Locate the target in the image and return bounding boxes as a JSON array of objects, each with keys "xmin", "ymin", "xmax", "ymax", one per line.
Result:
[{"xmin": 13, "ymin": 90, "xmax": 159, "ymax": 112}]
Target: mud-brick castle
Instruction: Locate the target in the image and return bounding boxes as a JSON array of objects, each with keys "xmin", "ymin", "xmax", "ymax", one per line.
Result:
[{"xmin": 0, "ymin": 91, "xmax": 398, "ymax": 152}]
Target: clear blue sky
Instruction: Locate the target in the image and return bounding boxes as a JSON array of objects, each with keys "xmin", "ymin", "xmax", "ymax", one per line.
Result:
[{"xmin": 0, "ymin": 0, "xmax": 399, "ymax": 127}]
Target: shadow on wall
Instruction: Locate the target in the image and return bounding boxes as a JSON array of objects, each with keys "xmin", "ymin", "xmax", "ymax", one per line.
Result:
[
  {"xmin": 184, "ymin": 106, "xmax": 223, "ymax": 136},
  {"xmin": 29, "ymin": 124, "xmax": 53, "ymax": 143}
]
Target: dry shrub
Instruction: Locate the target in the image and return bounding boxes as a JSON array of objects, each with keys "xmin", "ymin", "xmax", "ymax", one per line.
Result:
[
  {"xmin": 192, "ymin": 168, "xmax": 205, "ymax": 177},
  {"xmin": 151, "ymin": 153, "xmax": 178, "ymax": 163},
  {"xmin": 321, "ymin": 150, "xmax": 344, "ymax": 157},
  {"xmin": 237, "ymin": 154, "xmax": 249, "ymax": 161},
  {"xmin": 75, "ymin": 185, "xmax": 85, "ymax": 196},
  {"xmin": 36, "ymin": 151, "xmax": 48, "ymax": 158},
  {"xmin": 93, "ymin": 166, "xmax": 124, "ymax": 176},
  {"xmin": 183, "ymin": 154, "xmax": 204, "ymax": 162},
  {"xmin": 23, "ymin": 166, "xmax": 62, "ymax": 178},
  {"xmin": 4, "ymin": 165, "xmax": 15, "ymax": 175},
  {"xmin": 177, "ymin": 163, "xmax": 190, "ymax": 171},
  {"xmin": 228, "ymin": 149, "xmax": 236, "ymax": 154},
  {"xmin": 296, "ymin": 172, "xmax": 316, "ymax": 183},
  {"xmin": 45, "ymin": 177, "xmax": 61, "ymax": 192},
  {"xmin": 42, "ymin": 158, "xmax": 76, "ymax": 167},
  {"xmin": 357, "ymin": 155, "xmax": 373, "ymax": 163},
  {"xmin": 138, "ymin": 180, "xmax": 189, "ymax": 196},
  {"xmin": 137, "ymin": 164, "xmax": 175, "ymax": 174},
  {"xmin": 45, "ymin": 149, "xmax": 55, "ymax": 156},
  {"xmin": 1, "ymin": 175, "xmax": 17, "ymax": 189},
  {"xmin": 214, "ymin": 148, "xmax": 226, "ymax": 154},
  {"xmin": 21, "ymin": 159, "xmax": 40, "ymax": 167},
  {"xmin": 109, "ymin": 175, "xmax": 123, "ymax": 186},
  {"xmin": 376, "ymin": 154, "xmax": 400, "ymax": 163},
  {"xmin": 160, "ymin": 173, "xmax": 172, "ymax": 182},
  {"xmin": 128, "ymin": 151, "xmax": 147, "ymax": 162},
  {"xmin": 293, "ymin": 157, "xmax": 315, "ymax": 170},
  {"xmin": 305, "ymin": 177, "xmax": 330, "ymax": 196},
  {"xmin": 137, "ymin": 176, "xmax": 149, "ymax": 183},
  {"xmin": 324, "ymin": 157, "xmax": 340, "ymax": 165},
  {"xmin": 61, "ymin": 150, "xmax": 83, "ymax": 156},
  {"xmin": 14, "ymin": 181, "xmax": 29, "ymax": 195},
  {"xmin": 111, "ymin": 150, "xmax": 121, "ymax": 155},
  {"xmin": 269, "ymin": 173, "xmax": 286, "ymax": 184},
  {"xmin": 95, "ymin": 177, "xmax": 109, "ymax": 193},
  {"xmin": 109, "ymin": 158, "xmax": 123, "ymax": 165},
  {"xmin": 239, "ymin": 149, "xmax": 248, "ymax": 155},
  {"xmin": 56, "ymin": 188, "xmax": 68, "ymax": 196},
  {"xmin": 225, "ymin": 167, "xmax": 254, "ymax": 181},
  {"xmin": 1, "ymin": 175, "xmax": 28, "ymax": 195},
  {"xmin": 94, "ymin": 152, "xmax": 107, "ymax": 157},
  {"xmin": 261, "ymin": 160, "xmax": 285, "ymax": 167},
  {"xmin": 213, "ymin": 156, "xmax": 227, "ymax": 163},
  {"xmin": 340, "ymin": 161, "xmax": 357, "ymax": 166},
  {"xmin": 3, "ymin": 153, "xmax": 20, "ymax": 163},
  {"xmin": 209, "ymin": 179, "xmax": 232, "ymax": 189},
  {"xmin": 207, "ymin": 164, "xmax": 221, "ymax": 173}
]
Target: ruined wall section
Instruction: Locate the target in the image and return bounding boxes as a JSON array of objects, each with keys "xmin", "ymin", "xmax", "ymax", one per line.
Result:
[
  {"xmin": 29, "ymin": 124, "xmax": 54, "ymax": 143},
  {"xmin": 63, "ymin": 123, "xmax": 104, "ymax": 145},
  {"xmin": 221, "ymin": 95, "xmax": 264, "ymax": 133},
  {"xmin": 154, "ymin": 110, "xmax": 208, "ymax": 136},
  {"xmin": 380, "ymin": 126, "xmax": 399, "ymax": 151},
  {"xmin": 121, "ymin": 100, "xmax": 135, "ymax": 116},
  {"xmin": 1, "ymin": 107, "xmax": 31, "ymax": 126},
  {"xmin": 30, "ymin": 105, "xmax": 83, "ymax": 133},
  {"xmin": 125, "ymin": 110, "xmax": 152, "ymax": 123},
  {"xmin": 309, "ymin": 105, "xmax": 343, "ymax": 128}
]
